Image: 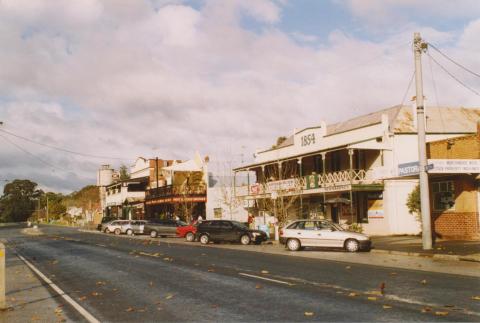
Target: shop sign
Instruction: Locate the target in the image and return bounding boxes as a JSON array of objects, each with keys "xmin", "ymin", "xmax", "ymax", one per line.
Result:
[
  {"xmin": 323, "ymin": 184, "xmax": 351, "ymax": 192},
  {"xmin": 367, "ymin": 192, "xmax": 384, "ymax": 218},
  {"xmin": 266, "ymin": 178, "xmax": 301, "ymax": 192},
  {"xmin": 429, "ymin": 159, "xmax": 480, "ymax": 173},
  {"xmin": 305, "ymin": 174, "xmax": 319, "ymax": 189}
]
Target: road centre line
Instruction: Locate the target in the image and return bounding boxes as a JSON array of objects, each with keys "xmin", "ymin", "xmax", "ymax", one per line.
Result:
[
  {"xmin": 16, "ymin": 253, "xmax": 100, "ymax": 323},
  {"xmin": 238, "ymin": 272, "xmax": 294, "ymax": 286}
]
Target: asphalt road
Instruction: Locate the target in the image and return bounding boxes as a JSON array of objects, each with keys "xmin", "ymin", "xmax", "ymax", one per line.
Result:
[{"xmin": 3, "ymin": 224, "xmax": 480, "ymax": 322}]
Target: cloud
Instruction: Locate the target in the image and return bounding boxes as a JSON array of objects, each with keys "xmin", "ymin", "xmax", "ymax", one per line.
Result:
[{"xmin": 0, "ymin": 0, "xmax": 478, "ymax": 193}]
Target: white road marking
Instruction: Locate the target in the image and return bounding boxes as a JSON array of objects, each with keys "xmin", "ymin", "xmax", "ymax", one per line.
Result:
[
  {"xmin": 239, "ymin": 272, "xmax": 294, "ymax": 286},
  {"xmin": 16, "ymin": 253, "xmax": 100, "ymax": 323},
  {"xmin": 95, "ymin": 244, "xmax": 107, "ymax": 247}
]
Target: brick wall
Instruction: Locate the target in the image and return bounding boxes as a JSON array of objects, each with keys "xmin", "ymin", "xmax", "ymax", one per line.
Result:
[
  {"xmin": 428, "ymin": 134, "xmax": 480, "ymax": 159},
  {"xmin": 433, "ymin": 212, "xmax": 479, "ymax": 240}
]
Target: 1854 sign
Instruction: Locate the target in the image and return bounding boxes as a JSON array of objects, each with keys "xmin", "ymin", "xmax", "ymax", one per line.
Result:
[{"xmin": 301, "ymin": 133, "xmax": 316, "ymax": 147}]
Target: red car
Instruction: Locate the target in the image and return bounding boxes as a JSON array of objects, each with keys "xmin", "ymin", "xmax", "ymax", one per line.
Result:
[{"xmin": 176, "ymin": 223, "xmax": 198, "ymax": 242}]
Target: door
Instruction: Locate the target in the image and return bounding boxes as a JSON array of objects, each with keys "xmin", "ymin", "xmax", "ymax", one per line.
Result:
[
  {"xmin": 218, "ymin": 221, "xmax": 236, "ymax": 241},
  {"xmin": 316, "ymin": 221, "xmax": 344, "ymax": 247},
  {"xmin": 294, "ymin": 221, "xmax": 319, "ymax": 247},
  {"xmin": 331, "ymin": 206, "xmax": 339, "ymax": 223}
]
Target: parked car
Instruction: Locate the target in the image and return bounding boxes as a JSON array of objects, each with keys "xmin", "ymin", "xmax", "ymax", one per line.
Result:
[
  {"xmin": 104, "ymin": 220, "xmax": 132, "ymax": 235},
  {"xmin": 127, "ymin": 220, "xmax": 148, "ymax": 235},
  {"xmin": 97, "ymin": 216, "xmax": 117, "ymax": 231},
  {"xmin": 280, "ymin": 219, "xmax": 371, "ymax": 252},
  {"xmin": 144, "ymin": 219, "xmax": 187, "ymax": 238},
  {"xmin": 176, "ymin": 222, "xmax": 198, "ymax": 242},
  {"xmin": 196, "ymin": 220, "xmax": 268, "ymax": 245}
]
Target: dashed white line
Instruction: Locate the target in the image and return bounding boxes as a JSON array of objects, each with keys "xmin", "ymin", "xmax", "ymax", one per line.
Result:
[
  {"xmin": 16, "ymin": 253, "xmax": 100, "ymax": 323},
  {"xmin": 239, "ymin": 272, "xmax": 294, "ymax": 286}
]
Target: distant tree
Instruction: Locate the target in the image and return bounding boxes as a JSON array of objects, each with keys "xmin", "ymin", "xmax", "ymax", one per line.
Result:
[
  {"xmin": 271, "ymin": 136, "xmax": 287, "ymax": 149},
  {"xmin": 119, "ymin": 165, "xmax": 130, "ymax": 180},
  {"xmin": 45, "ymin": 192, "xmax": 66, "ymax": 220},
  {"xmin": 0, "ymin": 179, "xmax": 43, "ymax": 222},
  {"xmin": 407, "ymin": 185, "xmax": 421, "ymax": 222}
]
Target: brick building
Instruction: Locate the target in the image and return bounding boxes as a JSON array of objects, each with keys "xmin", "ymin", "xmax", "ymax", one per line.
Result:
[{"xmin": 427, "ymin": 126, "xmax": 480, "ymax": 240}]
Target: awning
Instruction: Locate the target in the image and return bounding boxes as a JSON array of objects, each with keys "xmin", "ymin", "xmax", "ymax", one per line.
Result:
[{"xmin": 325, "ymin": 197, "xmax": 351, "ymax": 204}]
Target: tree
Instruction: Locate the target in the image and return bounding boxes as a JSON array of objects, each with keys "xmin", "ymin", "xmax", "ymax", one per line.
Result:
[
  {"xmin": 0, "ymin": 179, "xmax": 43, "ymax": 222},
  {"xmin": 407, "ymin": 184, "xmax": 421, "ymax": 222},
  {"xmin": 45, "ymin": 192, "xmax": 66, "ymax": 220},
  {"xmin": 119, "ymin": 165, "xmax": 130, "ymax": 180}
]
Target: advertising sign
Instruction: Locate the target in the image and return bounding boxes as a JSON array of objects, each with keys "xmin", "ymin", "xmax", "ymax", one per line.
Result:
[{"xmin": 429, "ymin": 159, "xmax": 480, "ymax": 173}]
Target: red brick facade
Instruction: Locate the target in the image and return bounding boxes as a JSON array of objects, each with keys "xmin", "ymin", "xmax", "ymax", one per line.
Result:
[
  {"xmin": 433, "ymin": 212, "xmax": 479, "ymax": 240},
  {"xmin": 428, "ymin": 130, "xmax": 480, "ymax": 240}
]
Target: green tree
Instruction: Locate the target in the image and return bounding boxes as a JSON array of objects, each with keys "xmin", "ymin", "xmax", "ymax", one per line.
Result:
[
  {"xmin": 0, "ymin": 179, "xmax": 43, "ymax": 222},
  {"xmin": 119, "ymin": 165, "xmax": 130, "ymax": 180},
  {"xmin": 45, "ymin": 192, "xmax": 66, "ymax": 220},
  {"xmin": 407, "ymin": 184, "xmax": 421, "ymax": 221}
]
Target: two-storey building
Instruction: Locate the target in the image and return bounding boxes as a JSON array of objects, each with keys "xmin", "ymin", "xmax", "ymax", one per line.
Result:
[{"xmin": 234, "ymin": 105, "xmax": 480, "ymax": 236}]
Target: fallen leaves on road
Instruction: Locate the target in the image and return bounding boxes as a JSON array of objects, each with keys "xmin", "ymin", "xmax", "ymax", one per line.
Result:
[
  {"xmin": 435, "ymin": 311, "xmax": 449, "ymax": 316},
  {"xmin": 165, "ymin": 294, "xmax": 174, "ymax": 300},
  {"xmin": 261, "ymin": 270, "xmax": 269, "ymax": 274},
  {"xmin": 366, "ymin": 290, "xmax": 382, "ymax": 296},
  {"xmin": 389, "ymin": 272, "xmax": 397, "ymax": 276},
  {"xmin": 96, "ymin": 281, "xmax": 106, "ymax": 286},
  {"xmin": 421, "ymin": 307, "xmax": 432, "ymax": 313},
  {"xmin": 367, "ymin": 297, "xmax": 377, "ymax": 301},
  {"xmin": 54, "ymin": 307, "xmax": 63, "ymax": 315},
  {"xmin": 304, "ymin": 312, "xmax": 314, "ymax": 317},
  {"xmin": 149, "ymin": 281, "xmax": 154, "ymax": 287},
  {"xmin": 382, "ymin": 305, "xmax": 392, "ymax": 309},
  {"xmin": 91, "ymin": 292, "xmax": 102, "ymax": 297},
  {"xmin": 348, "ymin": 293, "xmax": 357, "ymax": 297},
  {"xmin": 380, "ymin": 282, "xmax": 386, "ymax": 294},
  {"xmin": 207, "ymin": 268, "xmax": 215, "ymax": 272},
  {"xmin": 471, "ymin": 296, "xmax": 480, "ymax": 301},
  {"xmin": 125, "ymin": 307, "xmax": 135, "ymax": 312},
  {"xmin": 420, "ymin": 279, "xmax": 427, "ymax": 285},
  {"xmin": 78, "ymin": 296, "xmax": 87, "ymax": 301},
  {"xmin": 345, "ymin": 266, "xmax": 351, "ymax": 270},
  {"xmin": 255, "ymin": 284, "xmax": 263, "ymax": 289}
]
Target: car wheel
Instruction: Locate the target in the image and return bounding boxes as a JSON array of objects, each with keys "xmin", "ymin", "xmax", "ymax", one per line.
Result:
[
  {"xmin": 240, "ymin": 234, "xmax": 251, "ymax": 245},
  {"xmin": 150, "ymin": 230, "xmax": 158, "ymax": 238},
  {"xmin": 200, "ymin": 234, "xmax": 210, "ymax": 245},
  {"xmin": 114, "ymin": 228, "xmax": 121, "ymax": 235},
  {"xmin": 344, "ymin": 239, "xmax": 360, "ymax": 252},
  {"xmin": 287, "ymin": 238, "xmax": 301, "ymax": 251},
  {"xmin": 126, "ymin": 229, "xmax": 133, "ymax": 236},
  {"xmin": 254, "ymin": 240, "xmax": 262, "ymax": 245},
  {"xmin": 185, "ymin": 232, "xmax": 195, "ymax": 242},
  {"xmin": 104, "ymin": 228, "xmax": 109, "ymax": 234}
]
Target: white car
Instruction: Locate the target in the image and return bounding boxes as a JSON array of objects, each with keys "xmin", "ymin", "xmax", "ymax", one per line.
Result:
[{"xmin": 280, "ymin": 219, "xmax": 371, "ymax": 252}]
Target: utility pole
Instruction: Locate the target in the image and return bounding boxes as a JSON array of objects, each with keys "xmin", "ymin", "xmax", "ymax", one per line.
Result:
[
  {"xmin": 413, "ymin": 32, "xmax": 433, "ymax": 250},
  {"xmin": 46, "ymin": 194, "xmax": 49, "ymax": 223}
]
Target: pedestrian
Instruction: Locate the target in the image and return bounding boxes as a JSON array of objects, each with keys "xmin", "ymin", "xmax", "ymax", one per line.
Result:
[
  {"xmin": 197, "ymin": 215, "xmax": 203, "ymax": 223},
  {"xmin": 175, "ymin": 215, "xmax": 180, "ymax": 221}
]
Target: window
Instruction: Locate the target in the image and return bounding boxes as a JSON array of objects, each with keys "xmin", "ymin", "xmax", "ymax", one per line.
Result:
[
  {"xmin": 303, "ymin": 221, "xmax": 316, "ymax": 230},
  {"xmin": 214, "ymin": 208, "xmax": 223, "ymax": 219},
  {"xmin": 432, "ymin": 181, "xmax": 455, "ymax": 211}
]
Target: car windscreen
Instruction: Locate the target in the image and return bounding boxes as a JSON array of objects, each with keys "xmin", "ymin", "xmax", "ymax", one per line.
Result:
[{"xmin": 178, "ymin": 221, "xmax": 187, "ymax": 226}]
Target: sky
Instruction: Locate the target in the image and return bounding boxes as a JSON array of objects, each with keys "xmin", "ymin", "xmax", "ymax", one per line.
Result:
[{"xmin": 0, "ymin": 0, "xmax": 479, "ymax": 193}]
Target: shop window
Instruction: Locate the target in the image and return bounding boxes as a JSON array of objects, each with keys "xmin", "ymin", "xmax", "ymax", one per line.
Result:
[{"xmin": 432, "ymin": 181, "xmax": 455, "ymax": 211}]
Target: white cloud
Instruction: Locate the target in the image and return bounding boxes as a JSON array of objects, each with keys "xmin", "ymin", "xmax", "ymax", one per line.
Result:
[{"xmin": 0, "ymin": 0, "xmax": 478, "ymax": 193}]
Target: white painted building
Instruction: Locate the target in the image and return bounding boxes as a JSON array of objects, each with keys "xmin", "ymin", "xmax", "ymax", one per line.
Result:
[{"xmin": 234, "ymin": 105, "xmax": 480, "ymax": 235}]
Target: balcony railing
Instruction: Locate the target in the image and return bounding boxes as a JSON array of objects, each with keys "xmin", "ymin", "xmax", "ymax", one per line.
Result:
[
  {"xmin": 146, "ymin": 184, "xmax": 206, "ymax": 199},
  {"xmin": 236, "ymin": 168, "xmax": 379, "ymax": 197}
]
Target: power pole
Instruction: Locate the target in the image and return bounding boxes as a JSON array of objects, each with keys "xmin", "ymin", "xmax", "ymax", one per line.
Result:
[
  {"xmin": 46, "ymin": 195, "xmax": 49, "ymax": 223},
  {"xmin": 413, "ymin": 32, "xmax": 433, "ymax": 250}
]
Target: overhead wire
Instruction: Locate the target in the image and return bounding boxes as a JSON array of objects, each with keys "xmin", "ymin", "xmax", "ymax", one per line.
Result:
[
  {"xmin": 427, "ymin": 53, "xmax": 446, "ymax": 132},
  {"xmin": 427, "ymin": 43, "xmax": 480, "ymax": 79},
  {"xmin": 400, "ymin": 71, "xmax": 415, "ymax": 107},
  {"xmin": 426, "ymin": 51, "xmax": 480, "ymax": 96},
  {"xmin": 0, "ymin": 134, "xmax": 69, "ymax": 173},
  {"xmin": 0, "ymin": 128, "xmax": 133, "ymax": 161}
]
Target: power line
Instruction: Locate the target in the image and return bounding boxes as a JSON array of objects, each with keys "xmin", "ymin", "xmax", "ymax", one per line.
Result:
[
  {"xmin": 428, "ymin": 42, "xmax": 480, "ymax": 79},
  {"xmin": 427, "ymin": 52, "xmax": 480, "ymax": 96},
  {"xmin": 0, "ymin": 134, "xmax": 69, "ymax": 173},
  {"xmin": 0, "ymin": 128, "xmax": 133, "ymax": 161},
  {"xmin": 400, "ymin": 71, "xmax": 415, "ymax": 106}
]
